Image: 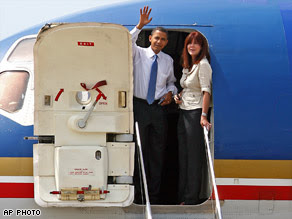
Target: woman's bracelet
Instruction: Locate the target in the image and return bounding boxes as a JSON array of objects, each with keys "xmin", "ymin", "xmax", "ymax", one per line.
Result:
[{"xmin": 201, "ymin": 112, "xmax": 207, "ymax": 117}]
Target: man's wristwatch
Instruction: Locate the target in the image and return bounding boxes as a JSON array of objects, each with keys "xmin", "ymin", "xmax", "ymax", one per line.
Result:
[{"xmin": 201, "ymin": 112, "xmax": 207, "ymax": 117}]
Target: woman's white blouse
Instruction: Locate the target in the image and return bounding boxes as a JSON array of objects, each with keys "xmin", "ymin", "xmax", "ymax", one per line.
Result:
[{"xmin": 179, "ymin": 58, "xmax": 212, "ymax": 110}]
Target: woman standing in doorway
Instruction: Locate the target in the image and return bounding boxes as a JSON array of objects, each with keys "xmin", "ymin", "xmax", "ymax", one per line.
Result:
[{"xmin": 174, "ymin": 31, "xmax": 212, "ymax": 205}]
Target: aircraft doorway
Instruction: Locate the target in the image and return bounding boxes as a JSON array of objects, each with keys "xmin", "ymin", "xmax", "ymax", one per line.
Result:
[{"xmin": 135, "ymin": 29, "xmax": 212, "ymax": 205}]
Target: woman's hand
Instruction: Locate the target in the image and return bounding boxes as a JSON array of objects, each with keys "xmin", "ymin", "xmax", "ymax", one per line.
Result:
[
  {"xmin": 200, "ymin": 116, "xmax": 212, "ymax": 130},
  {"xmin": 137, "ymin": 6, "xmax": 152, "ymax": 29},
  {"xmin": 174, "ymin": 92, "xmax": 182, "ymax": 105}
]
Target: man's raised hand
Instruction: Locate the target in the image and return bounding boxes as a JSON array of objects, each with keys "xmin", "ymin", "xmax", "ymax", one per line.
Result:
[{"xmin": 137, "ymin": 6, "xmax": 152, "ymax": 29}]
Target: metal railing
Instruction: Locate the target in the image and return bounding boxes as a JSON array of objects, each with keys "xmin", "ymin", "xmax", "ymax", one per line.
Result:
[
  {"xmin": 135, "ymin": 122, "xmax": 152, "ymax": 219},
  {"xmin": 203, "ymin": 126, "xmax": 223, "ymax": 219},
  {"xmin": 134, "ymin": 122, "xmax": 221, "ymax": 219}
]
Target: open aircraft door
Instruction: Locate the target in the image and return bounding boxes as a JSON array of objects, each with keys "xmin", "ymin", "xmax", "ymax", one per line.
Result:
[{"xmin": 33, "ymin": 23, "xmax": 134, "ymax": 207}]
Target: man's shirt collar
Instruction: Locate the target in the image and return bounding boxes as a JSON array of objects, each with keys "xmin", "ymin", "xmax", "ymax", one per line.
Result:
[{"xmin": 147, "ymin": 46, "xmax": 160, "ymax": 59}]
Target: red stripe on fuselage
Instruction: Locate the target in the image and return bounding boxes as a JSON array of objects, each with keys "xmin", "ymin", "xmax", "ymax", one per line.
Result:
[
  {"xmin": 0, "ymin": 183, "xmax": 291, "ymax": 200},
  {"xmin": 0, "ymin": 183, "xmax": 34, "ymax": 198},
  {"xmin": 216, "ymin": 185, "xmax": 292, "ymax": 200}
]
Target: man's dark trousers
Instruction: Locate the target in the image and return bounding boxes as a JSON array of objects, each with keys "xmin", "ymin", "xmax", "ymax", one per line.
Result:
[{"xmin": 133, "ymin": 97, "xmax": 167, "ymax": 204}]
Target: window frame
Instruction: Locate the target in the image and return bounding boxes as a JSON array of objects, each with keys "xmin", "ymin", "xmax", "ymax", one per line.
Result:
[{"xmin": 0, "ymin": 35, "xmax": 36, "ymax": 126}]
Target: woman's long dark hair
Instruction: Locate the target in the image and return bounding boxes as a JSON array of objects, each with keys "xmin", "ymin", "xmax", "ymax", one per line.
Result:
[{"xmin": 181, "ymin": 31, "xmax": 210, "ymax": 70}]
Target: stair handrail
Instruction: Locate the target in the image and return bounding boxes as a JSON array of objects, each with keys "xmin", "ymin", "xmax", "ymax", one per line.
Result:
[
  {"xmin": 203, "ymin": 126, "xmax": 223, "ymax": 219},
  {"xmin": 135, "ymin": 122, "xmax": 152, "ymax": 219}
]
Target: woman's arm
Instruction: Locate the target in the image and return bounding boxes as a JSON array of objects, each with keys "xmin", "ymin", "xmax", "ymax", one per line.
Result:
[
  {"xmin": 174, "ymin": 91, "xmax": 182, "ymax": 105},
  {"xmin": 200, "ymin": 91, "xmax": 211, "ymax": 130}
]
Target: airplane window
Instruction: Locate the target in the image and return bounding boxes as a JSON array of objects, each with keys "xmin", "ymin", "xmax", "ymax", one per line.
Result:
[
  {"xmin": 7, "ymin": 38, "xmax": 36, "ymax": 62},
  {"xmin": 0, "ymin": 71, "xmax": 29, "ymax": 113}
]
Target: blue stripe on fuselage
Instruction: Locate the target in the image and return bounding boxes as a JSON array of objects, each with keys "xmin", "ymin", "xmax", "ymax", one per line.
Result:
[
  {"xmin": 0, "ymin": 115, "xmax": 34, "ymax": 157},
  {"xmin": 280, "ymin": 2, "xmax": 292, "ymax": 79},
  {"xmin": 211, "ymin": 1, "xmax": 292, "ymax": 159}
]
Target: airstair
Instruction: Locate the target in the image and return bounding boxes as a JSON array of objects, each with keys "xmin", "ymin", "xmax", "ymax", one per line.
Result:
[{"xmin": 133, "ymin": 124, "xmax": 223, "ymax": 219}]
